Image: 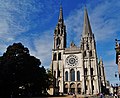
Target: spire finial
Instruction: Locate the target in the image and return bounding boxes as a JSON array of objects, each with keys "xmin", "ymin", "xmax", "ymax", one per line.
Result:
[
  {"xmin": 58, "ymin": 4, "xmax": 63, "ymax": 22},
  {"xmin": 99, "ymin": 57, "xmax": 103, "ymax": 65}
]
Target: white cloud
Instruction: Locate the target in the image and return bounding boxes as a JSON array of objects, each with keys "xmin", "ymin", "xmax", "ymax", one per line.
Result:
[
  {"xmin": 29, "ymin": 30, "xmax": 53, "ymax": 68},
  {"xmin": 0, "ymin": 19, "xmax": 9, "ymax": 34},
  {"xmin": 90, "ymin": 0, "xmax": 120, "ymax": 41},
  {"xmin": 0, "ymin": 0, "xmax": 59, "ymax": 42},
  {"xmin": 0, "ymin": 0, "xmax": 59, "ymax": 62},
  {"xmin": 65, "ymin": 8, "xmax": 84, "ymax": 46},
  {"xmin": 0, "ymin": 42, "xmax": 7, "ymax": 56},
  {"xmin": 0, "ymin": 0, "xmax": 29, "ymax": 41}
]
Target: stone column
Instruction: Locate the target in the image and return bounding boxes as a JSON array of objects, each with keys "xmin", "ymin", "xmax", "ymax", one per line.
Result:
[
  {"xmin": 68, "ymin": 82, "xmax": 70, "ymax": 94},
  {"xmin": 75, "ymin": 68, "xmax": 77, "ymax": 81},
  {"xmin": 68, "ymin": 69, "xmax": 70, "ymax": 81},
  {"xmin": 82, "ymin": 61, "xmax": 85, "ymax": 94},
  {"xmin": 75, "ymin": 82, "xmax": 77, "ymax": 94},
  {"xmin": 75, "ymin": 68, "xmax": 77, "ymax": 94}
]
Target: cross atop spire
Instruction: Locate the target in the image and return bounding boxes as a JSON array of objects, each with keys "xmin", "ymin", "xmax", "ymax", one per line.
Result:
[{"xmin": 82, "ymin": 7, "xmax": 92, "ymax": 37}]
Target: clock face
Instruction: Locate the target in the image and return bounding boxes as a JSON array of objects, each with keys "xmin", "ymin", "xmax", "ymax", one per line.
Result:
[{"xmin": 66, "ymin": 55, "xmax": 78, "ymax": 66}]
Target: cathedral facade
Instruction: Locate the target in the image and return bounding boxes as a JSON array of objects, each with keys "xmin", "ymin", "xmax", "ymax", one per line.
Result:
[{"xmin": 50, "ymin": 6, "xmax": 106, "ymax": 95}]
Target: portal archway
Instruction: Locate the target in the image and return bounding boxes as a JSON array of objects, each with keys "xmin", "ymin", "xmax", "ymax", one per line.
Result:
[
  {"xmin": 64, "ymin": 83, "xmax": 68, "ymax": 94},
  {"xmin": 77, "ymin": 83, "xmax": 81, "ymax": 94},
  {"xmin": 70, "ymin": 83, "xmax": 75, "ymax": 94}
]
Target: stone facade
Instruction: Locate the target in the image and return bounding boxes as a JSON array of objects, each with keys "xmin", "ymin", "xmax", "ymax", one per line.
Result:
[{"xmin": 50, "ymin": 6, "xmax": 106, "ymax": 95}]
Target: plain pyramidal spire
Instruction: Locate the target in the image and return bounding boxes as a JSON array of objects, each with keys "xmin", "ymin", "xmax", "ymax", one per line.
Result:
[{"xmin": 82, "ymin": 7, "xmax": 92, "ymax": 37}]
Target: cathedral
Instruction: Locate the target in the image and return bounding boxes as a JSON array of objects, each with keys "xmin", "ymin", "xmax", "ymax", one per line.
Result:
[{"xmin": 50, "ymin": 6, "xmax": 106, "ymax": 95}]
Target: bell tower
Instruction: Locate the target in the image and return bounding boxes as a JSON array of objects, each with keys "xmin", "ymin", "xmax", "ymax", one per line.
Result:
[
  {"xmin": 80, "ymin": 8, "xmax": 96, "ymax": 52},
  {"xmin": 53, "ymin": 5, "xmax": 66, "ymax": 50},
  {"xmin": 80, "ymin": 8, "xmax": 100, "ymax": 94},
  {"xmin": 51, "ymin": 5, "xmax": 66, "ymax": 95}
]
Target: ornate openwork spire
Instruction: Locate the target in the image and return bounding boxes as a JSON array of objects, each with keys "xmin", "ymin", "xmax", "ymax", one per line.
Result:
[{"xmin": 53, "ymin": 5, "xmax": 66, "ymax": 49}]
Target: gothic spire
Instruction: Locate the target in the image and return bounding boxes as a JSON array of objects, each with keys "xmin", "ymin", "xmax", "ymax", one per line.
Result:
[
  {"xmin": 58, "ymin": 5, "xmax": 64, "ymax": 23},
  {"xmin": 82, "ymin": 7, "xmax": 92, "ymax": 37},
  {"xmin": 53, "ymin": 5, "xmax": 66, "ymax": 49}
]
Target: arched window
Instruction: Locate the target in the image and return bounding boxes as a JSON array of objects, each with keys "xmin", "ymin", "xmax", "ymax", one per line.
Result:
[
  {"xmin": 58, "ymin": 70, "xmax": 60, "ymax": 77},
  {"xmin": 91, "ymin": 68, "xmax": 93, "ymax": 75},
  {"xmin": 65, "ymin": 71, "xmax": 68, "ymax": 81},
  {"xmin": 91, "ymin": 80, "xmax": 94, "ymax": 93},
  {"xmin": 58, "ymin": 28, "xmax": 60, "ymax": 34},
  {"xmin": 84, "ymin": 68, "xmax": 87, "ymax": 75},
  {"xmin": 70, "ymin": 69, "xmax": 75, "ymax": 81},
  {"xmin": 77, "ymin": 71, "xmax": 80, "ymax": 81},
  {"xmin": 77, "ymin": 83, "xmax": 81, "ymax": 94},
  {"xmin": 86, "ymin": 43, "xmax": 89, "ymax": 50},
  {"xmin": 84, "ymin": 51, "xmax": 86, "ymax": 57},
  {"xmin": 58, "ymin": 52, "xmax": 61, "ymax": 60},
  {"xmin": 54, "ymin": 71, "xmax": 56, "ymax": 78},
  {"xmin": 89, "ymin": 51, "xmax": 92, "ymax": 57},
  {"xmin": 64, "ymin": 84, "xmax": 68, "ymax": 94},
  {"xmin": 56, "ymin": 37, "xmax": 60, "ymax": 47},
  {"xmin": 53, "ymin": 53, "xmax": 57, "ymax": 60}
]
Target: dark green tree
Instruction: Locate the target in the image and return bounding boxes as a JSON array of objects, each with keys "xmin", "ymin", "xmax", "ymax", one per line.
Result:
[
  {"xmin": 0, "ymin": 43, "xmax": 49, "ymax": 97},
  {"xmin": 46, "ymin": 69, "xmax": 54, "ymax": 90}
]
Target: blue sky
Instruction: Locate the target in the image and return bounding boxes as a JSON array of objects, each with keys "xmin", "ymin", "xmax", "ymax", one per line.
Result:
[{"xmin": 0, "ymin": 0, "xmax": 120, "ymax": 85}]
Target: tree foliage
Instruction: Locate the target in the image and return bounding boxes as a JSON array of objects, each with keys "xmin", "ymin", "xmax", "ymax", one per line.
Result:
[{"xmin": 0, "ymin": 43, "xmax": 50, "ymax": 97}]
